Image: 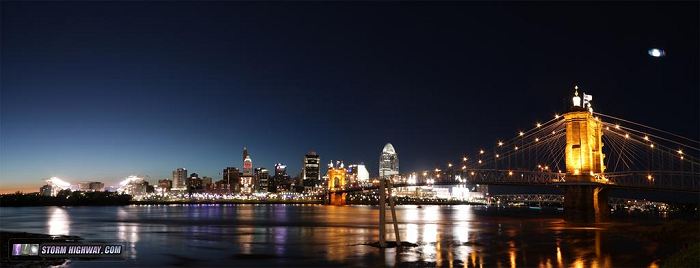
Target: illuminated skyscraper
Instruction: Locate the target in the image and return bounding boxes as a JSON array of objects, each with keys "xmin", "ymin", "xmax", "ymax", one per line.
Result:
[
  {"xmin": 242, "ymin": 146, "xmax": 253, "ymax": 176},
  {"xmin": 271, "ymin": 163, "xmax": 290, "ymax": 192},
  {"xmin": 172, "ymin": 168, "xmax": 188, "ymax": 190},
  {"xmin": 379, "ymin": 143, "xmax": 399, "ymax": 179},
  {"xmin": 241, "ymin": 147, "xmax": 254, "ymax": 194},
  {"xmin": 254, "ymin": 167, "xmax": 270, "ymax": 192},
  {"xmin": 302, "ymin": 151, "xmax": 321, "ymax": 190}
]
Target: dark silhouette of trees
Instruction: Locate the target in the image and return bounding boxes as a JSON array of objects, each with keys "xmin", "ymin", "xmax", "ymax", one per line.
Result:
[{"xmin": 0, "ymin": 191, "xmax": 132, "ymax": 206}]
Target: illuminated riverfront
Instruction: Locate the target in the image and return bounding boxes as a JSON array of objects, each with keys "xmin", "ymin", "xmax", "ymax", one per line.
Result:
[{"xmin": 1, "ymin": 1, "xmax": 698, "ymax": 267}]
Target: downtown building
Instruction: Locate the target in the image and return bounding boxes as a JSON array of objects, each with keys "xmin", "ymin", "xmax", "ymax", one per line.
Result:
[
  {"xmin": 186, "ymin": 173, "xmax": 204, "ymax": 192},
  {"xmin": 219, "ymin": 167, "xmax": 241, "ymax": 193},
  {"xmin": 77, "ymin": 181, "xmax": 105, "ymax": 192},
  {"xmin": 302, "ymin": 151, "xmax": 321, "ymax": 191},
  {"xmin": 379, "ymin": 143, "xmax": 399, "ymax": 182},
  {"xmin": 240, "ymin": 147, "xmax": 255, "ymax": 194},
  {"xmin": 271, "ymin": 163, "xmax": 290, "ymax": 192},
  {"xmin": 171, "ymin": 168, "xmax": 188, "ymax": 191},
  {"xmin": 254, "ymin": 167, "xmax": 270, "ymax": 193},
  {"xmin": 157, "ymin": 179, "xmax": 172, "ymax": 194},
  {"xmin": 347, "ymin": 164, "xmax": 370, "ymax": 185}
]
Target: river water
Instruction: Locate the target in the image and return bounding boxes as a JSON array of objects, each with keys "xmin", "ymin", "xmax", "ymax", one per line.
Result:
[{"xmin": 0, "ymin": 205, "xmax": 683, "ymax": 267}]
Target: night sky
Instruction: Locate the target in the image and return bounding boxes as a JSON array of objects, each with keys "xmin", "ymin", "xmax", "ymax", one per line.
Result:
[{"xmin": 1, "ymin": 2, "xmax": 698, "ymax": 192}]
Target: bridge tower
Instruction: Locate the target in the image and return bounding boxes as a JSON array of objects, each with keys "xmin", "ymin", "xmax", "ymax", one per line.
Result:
[
  {"xmin": 562, "ymin": 88, "xmax": 609, "ymax": 222},
  {"xmin": 327, "ymin": 161, "xmax": 347, "ymax": 206}
]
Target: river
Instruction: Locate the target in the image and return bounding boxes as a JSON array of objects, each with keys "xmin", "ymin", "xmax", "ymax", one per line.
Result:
[{"xmin": 0, "ymin": 204, "xmax": 688, "ymax": 267}]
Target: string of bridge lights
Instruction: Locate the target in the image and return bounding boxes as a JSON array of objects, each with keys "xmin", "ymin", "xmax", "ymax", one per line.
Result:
[{"xmin": 429, "ymin": 109, "xmax": 698, "ymax": 182}]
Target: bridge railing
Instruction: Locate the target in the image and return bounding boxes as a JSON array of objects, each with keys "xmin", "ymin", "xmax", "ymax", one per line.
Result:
[
  {"xmin": 605, "ymin": 171, "xmax": 699, "ymax": 192},
  {"xmin": 323, "ymin": 169, "xmax": 699, "ymax": 194}
]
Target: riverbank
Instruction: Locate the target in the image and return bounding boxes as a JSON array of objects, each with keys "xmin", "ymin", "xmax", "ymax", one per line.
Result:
[{"xmin": 0, "ymin": 192, "xmax": 131, "ymax": 206}]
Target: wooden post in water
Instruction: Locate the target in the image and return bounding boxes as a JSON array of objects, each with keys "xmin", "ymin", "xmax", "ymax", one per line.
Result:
[
  {"xmin": 378, "ymin": 178, "xmax": 386, "ymax": 248},
  {"xmin": 387, "ymin": 179, "xmax": 401, "ymax": 249}
]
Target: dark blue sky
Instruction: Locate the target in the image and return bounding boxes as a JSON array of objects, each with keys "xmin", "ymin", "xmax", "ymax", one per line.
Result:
[{"xmin": 1, "ymin": 2, "xmax": 698, "ymax": 191}]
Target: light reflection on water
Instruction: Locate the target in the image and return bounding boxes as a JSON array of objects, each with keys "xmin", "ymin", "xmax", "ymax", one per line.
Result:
[
  {"xmin": 47, "ymin": 207, "xmax": 70, "ymax": 236},
  {"xmin": 0, "ymin": 205, "xmax": 675, "ymax": 267}
]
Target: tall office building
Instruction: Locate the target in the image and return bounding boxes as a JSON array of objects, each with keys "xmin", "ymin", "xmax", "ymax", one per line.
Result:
[
  {"xmin": 379, "ymin": 143, "xmax": 399, "ymax": 179},
  {"xmin": 222, "ymin": 167, "xmax": 241, "ymax": 192},
  {"xmin": 254, "ymin": 167, "xmax": 270, "ymax": 193},
  {"xmin": 272, "ymin": 163, "xmax": 290, "ymax": 192},
  {"xmin": 172, "ymin": 168, "xmax": 188, "ymax": 190},
  {"xmin": 241, "ymin": 147, "xmax": 254, "ymax": 194},
  {"xmin": 242, "ymin": 146, "xmax": 253, "ymax": 176},
  {"xmin": 302, "ymin": 151, "xmax": 321, "ymax": 190},
  {"xmin": 187, "ymin": 173, "xmax": 203, "ymax": 191}
]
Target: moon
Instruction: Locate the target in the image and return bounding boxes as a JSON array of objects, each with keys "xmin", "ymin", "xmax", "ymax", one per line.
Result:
[{"xmin": 648, "ymin": 48, "xmax": 665, "ymax": 58}]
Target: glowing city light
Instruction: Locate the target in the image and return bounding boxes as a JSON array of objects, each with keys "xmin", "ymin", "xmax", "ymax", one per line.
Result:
[
  {"xmin": 644, "ymin": 136, "xmax": 649, "ymax": 141},
  {"xmin": 678, "ymin": 149, "xmax": 683, "ymax": 155},
  {"xmin": 46, "ymin": 177, "xmax": 71, "ymax": 189},
  {"xmin": 479, "ymin": 149, "xmax": 485, "ymax": 154},
  {"xmin": 535, "ymin": 137, "xmax": 539, "ymax": 142},
  {"xmin": 478, "ymin": 160, "xmax": 482, "ymax": 164},
  {"xmin": 624, "ymin": 133, "xmax": 629, "ymax": 139},
  {"xmin": 615, "ymin": 124, "xmax": 621, "ymax": 129},
  {"xmin": 498, "ymin": 141, "xmax": 504, "ymax": 146},
  {"xmin": 536, "ymin": 123, "xmax": 542, "ymax": 128},
  {"xmin": 554, "ymin": 114, "xmax": 560, "ymax": 119},
  {"xmin": 119, "ymin": 175, "xmax": 144, "ymax": 187},
  {"xmin": 519, "ymin": 131, "xmax": 524, "ymax": 136},
  {"xmin": 508, "ymin": 171, "xmax": 513, "ymax": 176}
]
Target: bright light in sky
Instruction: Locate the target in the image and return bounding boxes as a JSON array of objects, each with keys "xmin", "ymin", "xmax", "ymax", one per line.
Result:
[
  {"xmin": 648, "ymin": 48, "xmax": 665, "ymax": 58},
  {"xmin": 47, "ymin": 177, "xmax": 71, "ymax": 189},
  {"xmin": 119, "ymin": 175, "xmax": 143, "ymax": 187}
]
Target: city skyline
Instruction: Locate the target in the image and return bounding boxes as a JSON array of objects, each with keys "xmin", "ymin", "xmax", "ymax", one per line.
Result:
[{"xmin": 1, "ymin": 2, "xmax": 698, "ymax": 193}]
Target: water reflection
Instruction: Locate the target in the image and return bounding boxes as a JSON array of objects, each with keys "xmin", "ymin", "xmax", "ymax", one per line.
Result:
[
  {"xmin": 47, "ymin": 207, "xmax": 70, "ymax": 236},
  {"xmin": 117, "ymin": 208, "xmax": 139, "ymax": 259},
  {"xmin": 1, "ymin": 205, "xmax": 680, "ymax": 267}
]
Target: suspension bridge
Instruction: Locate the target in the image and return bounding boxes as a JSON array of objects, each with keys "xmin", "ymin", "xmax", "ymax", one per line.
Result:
[{"xmin": 326, "ymin": 88, "xmax": 699, "ymax": 223}]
